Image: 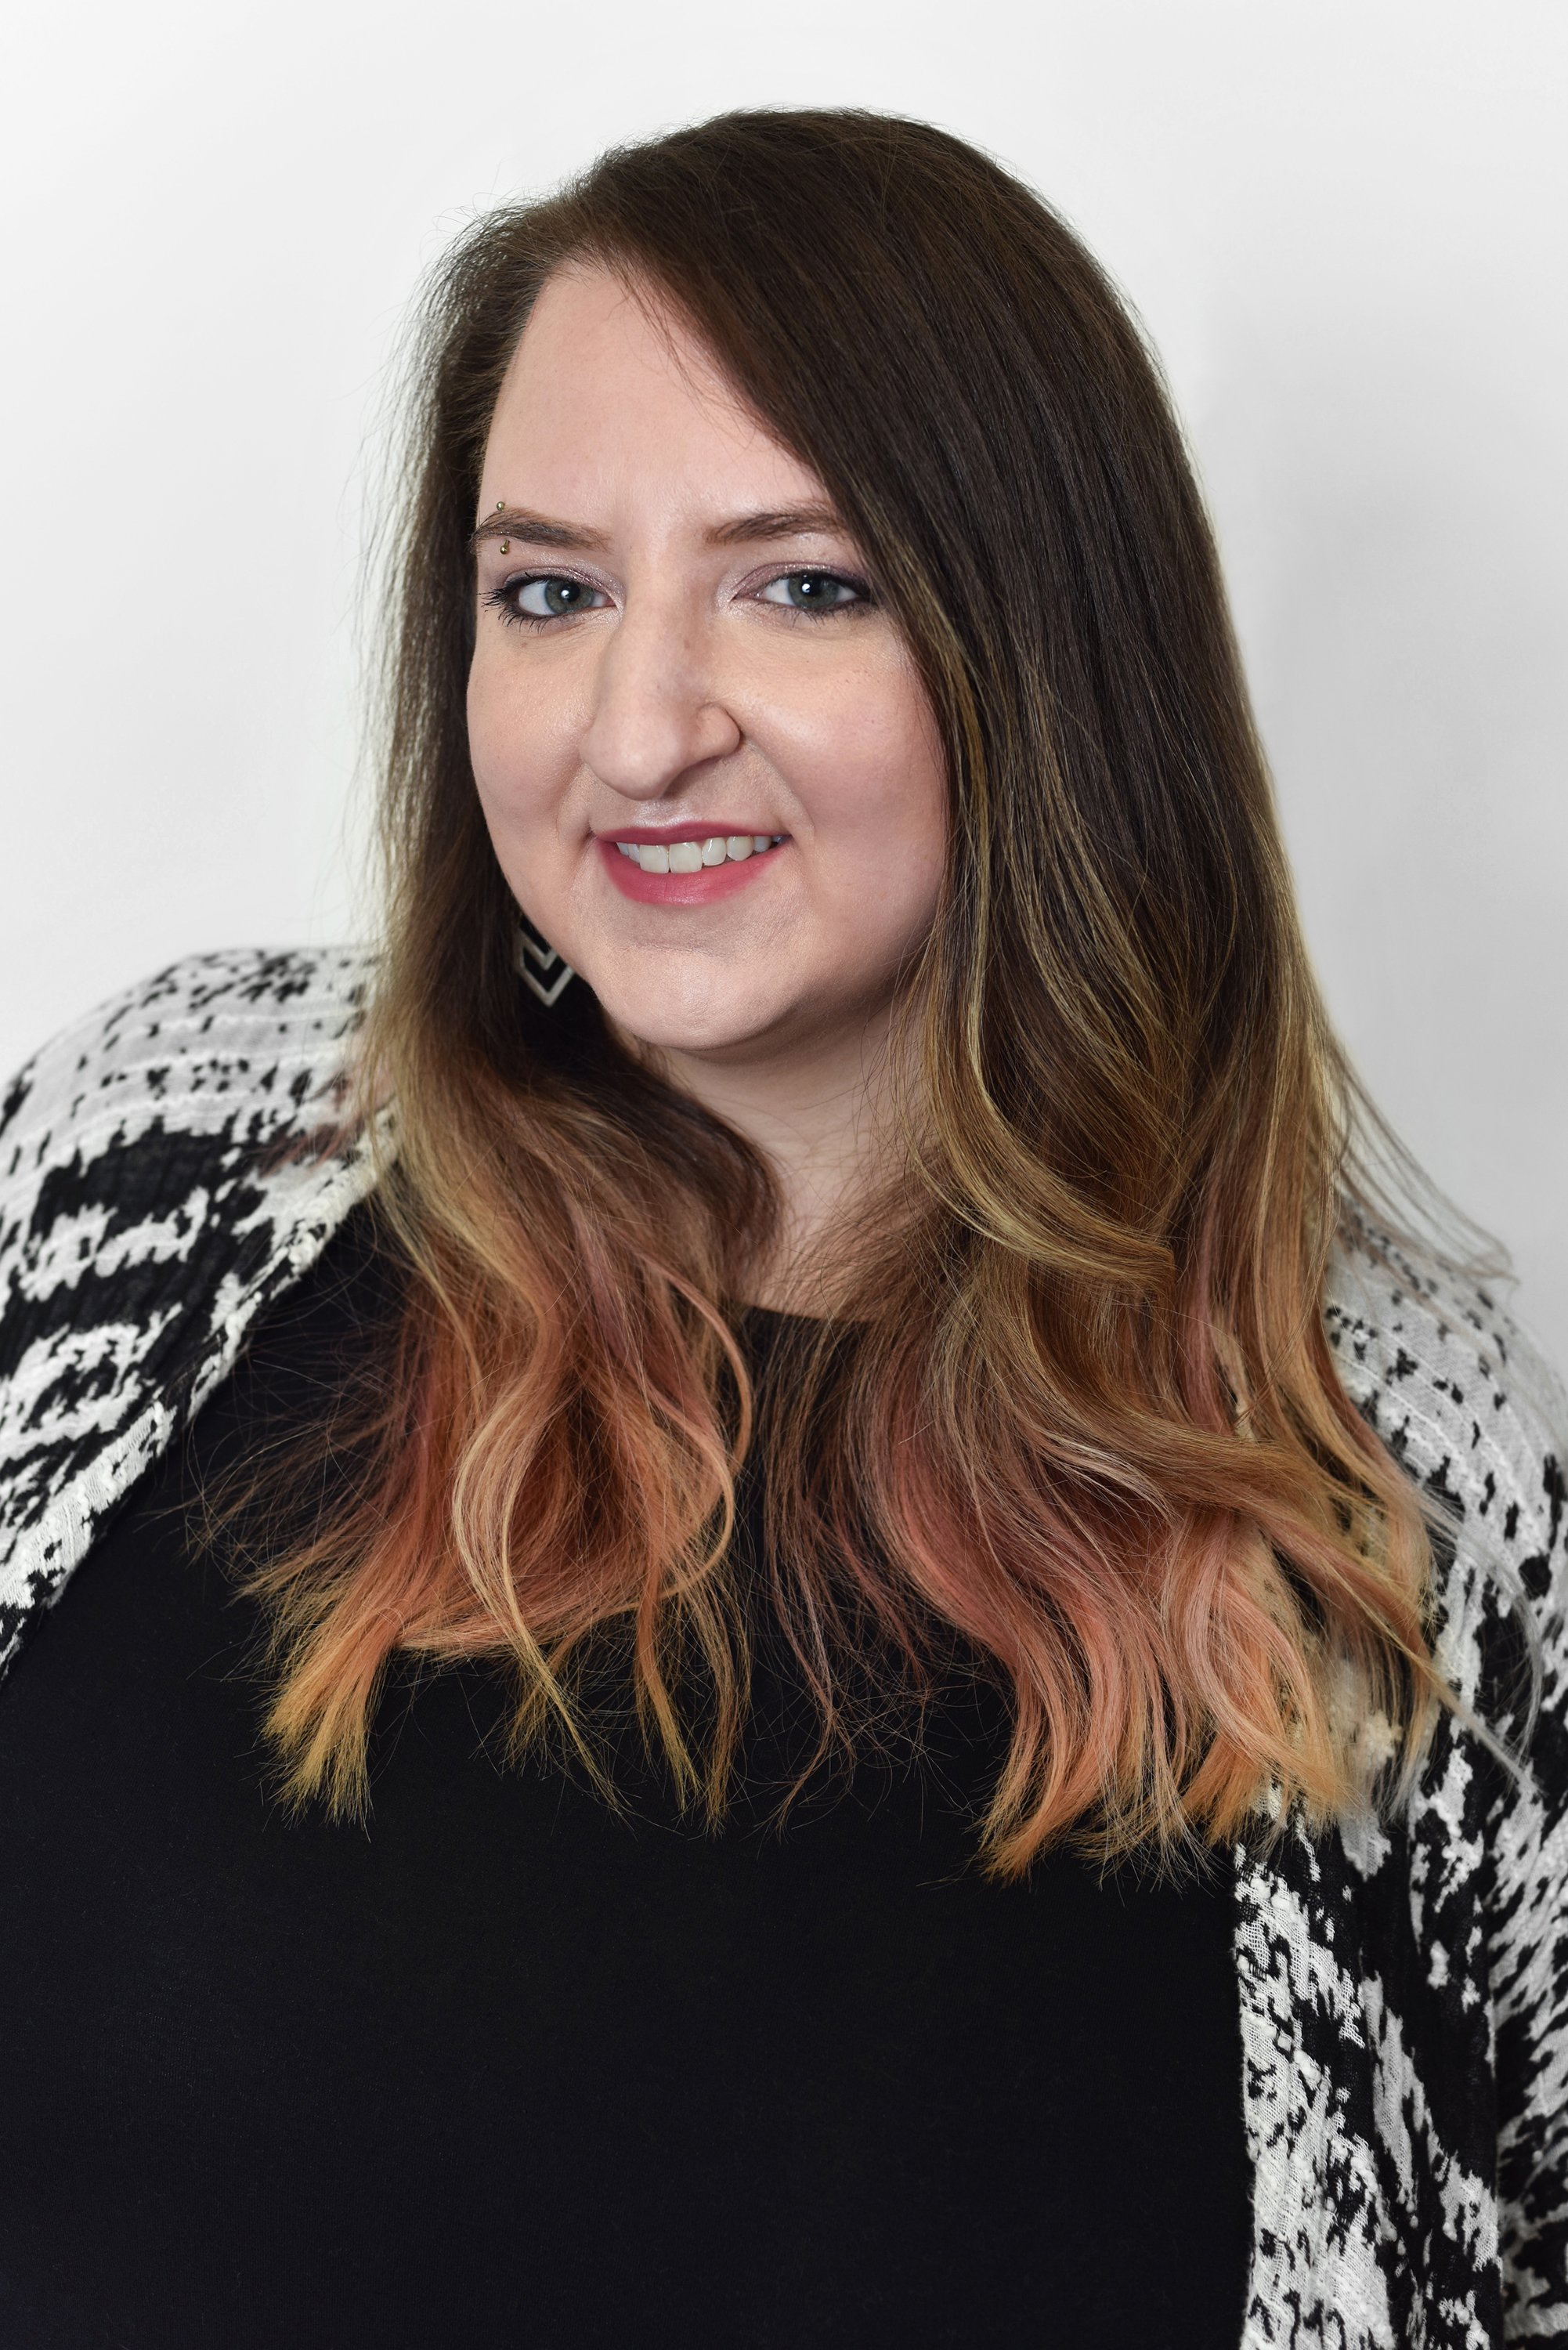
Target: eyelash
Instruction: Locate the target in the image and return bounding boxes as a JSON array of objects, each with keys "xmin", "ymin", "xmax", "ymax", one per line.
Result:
[{"xmin": 483, "ymin": 567, "xmax": 876, "ymax": 629}]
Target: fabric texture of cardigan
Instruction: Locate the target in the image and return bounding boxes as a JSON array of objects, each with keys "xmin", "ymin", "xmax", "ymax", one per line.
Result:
[{"xmin": 1, "ymin": 945, "xmax": 1564, "ymax": 2347}]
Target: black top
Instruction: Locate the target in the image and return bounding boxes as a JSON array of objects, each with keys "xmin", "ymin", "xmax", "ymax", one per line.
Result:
[{"xmin": 0, "ymin": 1208, "xmax": 1250, "ymax": 2350}]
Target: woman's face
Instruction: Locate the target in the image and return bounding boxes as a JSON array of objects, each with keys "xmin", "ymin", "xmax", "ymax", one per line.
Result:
[{"xmin": 468, "ymin": 266, "xmax": 947, "ymax": 1067}]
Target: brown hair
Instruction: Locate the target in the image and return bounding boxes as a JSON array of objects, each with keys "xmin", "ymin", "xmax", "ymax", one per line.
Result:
[{"xmin": 250, "ymin": 107, "xmax": 1449, "ymax": 1872}]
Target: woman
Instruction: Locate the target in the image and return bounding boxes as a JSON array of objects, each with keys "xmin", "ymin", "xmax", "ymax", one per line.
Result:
[{"xmin": 0, "ymin": 108, "xmax": 1562, "ymax": 2349}]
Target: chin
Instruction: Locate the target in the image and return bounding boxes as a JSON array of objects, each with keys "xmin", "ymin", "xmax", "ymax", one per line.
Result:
[
  {"xmin": 590, "ymin": 969, "xmax": 789, "ymax": 1061},
  {"xmin": 609, "ymin": 1004, "xmax": 784, "ymax": 1061}
]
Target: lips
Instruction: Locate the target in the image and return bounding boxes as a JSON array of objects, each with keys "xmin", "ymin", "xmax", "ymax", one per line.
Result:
[{"xmin": 597, "ymin": 832, "xmax": 788, "ymax": 906}]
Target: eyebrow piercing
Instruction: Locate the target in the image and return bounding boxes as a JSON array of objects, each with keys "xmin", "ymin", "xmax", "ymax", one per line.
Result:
[{"xmin": 498, "ymin": 541, "xmax": 510, "ymax": 553}]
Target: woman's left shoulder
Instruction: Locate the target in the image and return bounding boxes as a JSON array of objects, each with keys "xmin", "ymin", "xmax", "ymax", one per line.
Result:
[
  {"xmin": 1324, "ymin": 1215, "xmax": 1567, "ymax": 1707},
  {"xmin": 1234, "ymin": 1224, "xmax": 1568, "ymax": 2343}
]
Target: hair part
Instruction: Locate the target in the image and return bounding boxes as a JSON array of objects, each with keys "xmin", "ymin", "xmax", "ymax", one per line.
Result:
[{"xmin": 245, "ymin": 107, "xmax": 1456, "ymax": 1874}]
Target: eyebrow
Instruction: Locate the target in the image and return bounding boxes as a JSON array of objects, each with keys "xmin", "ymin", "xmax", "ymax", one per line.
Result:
[
  {"xmin": 469, "ymin": 508, "xmax": 609, "ymax": 552},
  {"xmin": 706, "ymin": 503, "xmax": 846, "ymax": 547},
  {"xmin": 468, "ymin": 501, "xmax": 848, "ymax": 553}
]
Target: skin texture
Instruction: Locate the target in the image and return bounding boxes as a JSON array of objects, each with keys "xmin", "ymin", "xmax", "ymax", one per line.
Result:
[{"xmin": 468, "ymin": 266, "xmax": 948, "ymax": 1301}]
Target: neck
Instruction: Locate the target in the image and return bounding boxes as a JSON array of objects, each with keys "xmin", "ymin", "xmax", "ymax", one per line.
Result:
[{"xmin": 646, "ymin": 1003, "xmax": 909, "ymax": 1314}]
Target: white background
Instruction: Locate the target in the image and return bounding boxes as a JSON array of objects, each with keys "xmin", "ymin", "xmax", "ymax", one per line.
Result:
[{"xmin": 2, "ymin": 1, "xmax": 1565, "ymax": 1364}]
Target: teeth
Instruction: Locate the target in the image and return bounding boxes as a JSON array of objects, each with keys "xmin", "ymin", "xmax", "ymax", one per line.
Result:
[{"xmin": 614, "ymin": 834, "xmax": 786, "ymax": 873}]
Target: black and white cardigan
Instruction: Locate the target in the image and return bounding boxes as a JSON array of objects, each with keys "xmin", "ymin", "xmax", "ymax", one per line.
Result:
[{"xmin": 1, "ymin": 947, "xmax": 1564, "ymax": 2346}]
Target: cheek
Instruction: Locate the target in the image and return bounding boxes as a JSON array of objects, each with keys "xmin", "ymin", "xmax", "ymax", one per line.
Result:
[
  {"xmin": 465, "ymin": 641, "xmax": 576, "ymax": 832},
  {"xmin": 465, "ymin": 653, "xmax": 519, "ymax": 819},
  {"xmin": 789, "ymin": 664, "xmax": 948, "ymax": 913},
  {"xmin": 464, "ymin": 658, "xmax": 588, "ymax": 960}
]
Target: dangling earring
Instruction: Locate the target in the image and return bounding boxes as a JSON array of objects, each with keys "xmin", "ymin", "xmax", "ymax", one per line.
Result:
[{"xmin": 514, "ymin": 910, "xmax": 575, "ymax": 1007}]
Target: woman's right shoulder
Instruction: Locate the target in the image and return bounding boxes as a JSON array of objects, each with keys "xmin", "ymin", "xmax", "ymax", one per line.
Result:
[
  {"xmin": 0, "ymin": 946, "xmax": 381, "ymax": 1665},
  {"xmin": 0, "ymin": 945, "xmax": 377, "ymax": 1187}
]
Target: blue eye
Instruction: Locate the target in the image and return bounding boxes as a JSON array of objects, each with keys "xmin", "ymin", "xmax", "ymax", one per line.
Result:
[
  {"xmin": 498, "ymin": 575, "xmax": 607, "ymax": 622},
  {"xmin": 758, "ymin": 570, "xmax": 869, "ymax": 614}
]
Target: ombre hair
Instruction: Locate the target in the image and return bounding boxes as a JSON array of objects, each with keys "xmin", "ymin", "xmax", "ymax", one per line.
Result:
[{"xmin": 250, "ymin": 108, "xmax": 1459, "ymax": 1873}]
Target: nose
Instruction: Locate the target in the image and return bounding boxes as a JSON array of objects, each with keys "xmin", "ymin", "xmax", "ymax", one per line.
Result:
[{"xmin": 579, "ymin": 598, "xmax": 742, "ymax": 801}]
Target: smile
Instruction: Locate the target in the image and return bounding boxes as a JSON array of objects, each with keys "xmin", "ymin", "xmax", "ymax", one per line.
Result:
[
  {"xmin": 598, "ymin": 832, "xmax": 789, "ymax": 906},
  {"xmin": 615, "ymin": 833, "xmax": 785, "ymax": 873}
]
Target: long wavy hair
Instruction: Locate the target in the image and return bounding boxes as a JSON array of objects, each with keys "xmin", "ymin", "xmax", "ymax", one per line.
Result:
[{"xmin": 248, "ymin": 107, "xmax": 1455, "ymax": 1873}]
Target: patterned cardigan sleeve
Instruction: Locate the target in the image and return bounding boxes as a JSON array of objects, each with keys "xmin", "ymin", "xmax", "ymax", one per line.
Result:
[
  {"xmin": 1487, "ymin": 1335, "xmax": 1568, "ymax": 2333},
  {"xmin": 1320, "ymin": 1228, "xmax": 1568, "ymax": 2341}
]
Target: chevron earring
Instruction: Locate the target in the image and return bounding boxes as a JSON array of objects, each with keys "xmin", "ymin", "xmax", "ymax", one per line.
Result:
[{"xmin": 514, "ymin": 912, "xmax": 575, "ymax": 1007}]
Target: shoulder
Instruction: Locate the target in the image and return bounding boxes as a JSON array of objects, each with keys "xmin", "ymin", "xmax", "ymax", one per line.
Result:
[
  {"xmin": 1, "ymin": 944, "xmax": 375, "ymax": 1184},
  {"xmin": 1234, "ymin": 1224, "xmax": 1568, "ymax": 2337},
  {"xmin": 1325, "ymin": 1213, "xmax": 1566, "ymax": 1705},
  {"xmin": 1320, "ymin": 1235, "xmax": 1568, "ymax": 2327},
  {"xmin": 0, "ymin": 947, "xmax": 381, "ymax": 1654},
  {"xmin": 0, "ymin": 941, "xmax": 378, "ymax": 1360}
]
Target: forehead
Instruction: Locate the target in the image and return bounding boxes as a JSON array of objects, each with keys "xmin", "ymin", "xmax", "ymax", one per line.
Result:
[{"xmin": 482, "ymin": 266, "xmax": 824, "ymax": 519}]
